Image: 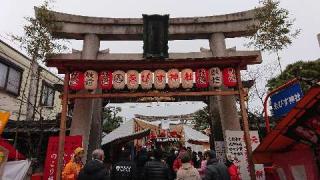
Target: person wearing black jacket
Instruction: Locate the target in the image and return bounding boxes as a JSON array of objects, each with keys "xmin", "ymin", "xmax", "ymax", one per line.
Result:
[
  {"xmin": 203, "ymin": 150, "xmax": 230, "ymax": 180},
  {"xmin": 78, "ymin": 149, "xmax": 110, "ymax": 180},
  {"xmin": 143, "ymin": 149, "xmax": 171, "ymax": 180},
  {"xmin": 111, "ymin": 149, "xmax": 137, "ymax": 180}
]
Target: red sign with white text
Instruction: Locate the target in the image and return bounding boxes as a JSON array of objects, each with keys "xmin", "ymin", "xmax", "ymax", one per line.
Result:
[{"xmin": 43, "ymin": 135, "xmax": 82, "ymax": 180}]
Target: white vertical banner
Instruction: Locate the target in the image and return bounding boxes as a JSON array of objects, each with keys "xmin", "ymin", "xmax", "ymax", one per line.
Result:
[
  {"xmin": 161, "ymin": 119, "xmax": 170, "ymax": 130},
  {"xmin": 225, "ymin": 130, "xmax": 265, "ymax": 180}
]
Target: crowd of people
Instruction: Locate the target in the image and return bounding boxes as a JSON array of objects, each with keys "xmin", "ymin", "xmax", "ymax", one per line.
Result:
[{"xmin": 61, "ymin": 146, "xmax": 241, "ymax": 180}]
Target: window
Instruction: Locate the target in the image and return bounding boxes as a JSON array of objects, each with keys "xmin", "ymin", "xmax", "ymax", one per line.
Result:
[
  {"xmin": 0, "ymin": 59, "xmax": 22, "ymax": 95},
  {"xmin": 41, "ymin": 82, "xmax": 55, "ymax": 107}
]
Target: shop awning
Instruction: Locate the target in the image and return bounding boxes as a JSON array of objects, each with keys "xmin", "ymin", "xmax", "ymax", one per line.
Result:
[
  {"xmin": 253, "ymin": 86, "xmax": 320, "ymax": 164},
  {"xmin": 0, "ymin": 138, "xmax": 25, "ymax": 160}
]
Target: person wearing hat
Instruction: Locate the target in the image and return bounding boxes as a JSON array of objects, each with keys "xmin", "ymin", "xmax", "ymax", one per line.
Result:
[
  {"xmin": 62, "ymin": 147, "xmax": 84, "ymax": 180},
  {"xmin": 203, "ymin": 150, "xmax": 230, "ymax": 180},
  {"xmin": 226, "ymin": 153, "xmax": 241, "ymax": 180}
]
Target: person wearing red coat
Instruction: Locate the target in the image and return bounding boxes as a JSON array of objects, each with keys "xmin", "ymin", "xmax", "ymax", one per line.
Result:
[{"xmin": 226, "ymin": 154, "xmax": 241, "ymax": 180}]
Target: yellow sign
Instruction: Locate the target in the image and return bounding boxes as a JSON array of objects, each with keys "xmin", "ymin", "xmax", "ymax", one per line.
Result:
[{"xmin": 0, "ymin": 112, "xmax": 10, "ymax": 135}]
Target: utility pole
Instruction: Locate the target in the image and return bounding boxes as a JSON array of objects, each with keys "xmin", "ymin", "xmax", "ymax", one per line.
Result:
[{"xmin": 317, "ymin": 33, "xmax": 320, "ymax": 47}]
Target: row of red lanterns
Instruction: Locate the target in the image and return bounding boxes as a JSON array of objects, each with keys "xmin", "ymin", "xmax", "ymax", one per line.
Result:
[{"xmin": 69, "ymin": 68, "xmax": 237, "ymax": 91}]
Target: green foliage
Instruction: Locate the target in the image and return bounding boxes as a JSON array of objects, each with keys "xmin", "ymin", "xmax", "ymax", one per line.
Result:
[
  {"xmin": 248, "ymin": 0, "xmax": 300, "ymax": 52},
  {"xmin": 267, "ymin": 59, "xmax": 320, "ymax": 92},
  {"xmin": 11, "ymin": 0, "xmax": 67, "ymax": 61},
  {"xmin": 103, "ymin": 107, "xmax": 124, "ymax": 134},
  {"xmin": 192, "ymin": 106, "xmax": 210, "ymax": 131}
]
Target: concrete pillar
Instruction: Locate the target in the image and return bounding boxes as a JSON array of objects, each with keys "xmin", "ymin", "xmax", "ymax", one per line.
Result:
[
  {"xmin": 70, "ymin": 34, "xmax": 101, "ymax": 162},
  {"xmin": 209, "ymin": 33, "xmax": 241, "ymax": 135}
]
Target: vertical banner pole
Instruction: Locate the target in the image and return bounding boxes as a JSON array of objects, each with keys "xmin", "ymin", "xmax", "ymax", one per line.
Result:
[
  {"xmin": 236, "ymin": 66, "xmax": 256, "ymax": 180},
  {"xmin": 56, "ymin": 72, "xmax": 70, "ymax": 180}
]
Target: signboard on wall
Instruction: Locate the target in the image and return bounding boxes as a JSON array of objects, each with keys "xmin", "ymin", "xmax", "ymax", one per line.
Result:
[
  {"xmin": 43, "ymin": 135, "xmax": 82, "ymax": 180},
  {"xmin": 270, "ymin": 83, "xmax": 303, "ymax": 117},
  {"xmin": 225, "ymin": 130, "xmax": 265, "ymax": 180}
]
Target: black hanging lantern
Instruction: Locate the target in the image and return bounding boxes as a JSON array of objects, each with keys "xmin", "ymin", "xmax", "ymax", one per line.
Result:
[{"xmin": 143, "ymin": 14, "xmax": 169, "ymax": 59}]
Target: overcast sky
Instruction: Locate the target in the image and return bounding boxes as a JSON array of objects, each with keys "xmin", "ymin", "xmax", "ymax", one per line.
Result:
[{"xmin": 1, "ymin": 0, "xmax": 319, "ymax": 119}]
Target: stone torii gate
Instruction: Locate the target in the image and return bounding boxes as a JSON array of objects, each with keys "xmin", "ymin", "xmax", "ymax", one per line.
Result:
[{"xmin": 41, "ymin": 8, "xmax": 262, "ymax": 180}]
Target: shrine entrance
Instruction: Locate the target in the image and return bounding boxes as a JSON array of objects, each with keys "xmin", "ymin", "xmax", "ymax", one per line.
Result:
[{"xmin": 42, "ymin": 7, "xmax": 262, "ymax": 180}]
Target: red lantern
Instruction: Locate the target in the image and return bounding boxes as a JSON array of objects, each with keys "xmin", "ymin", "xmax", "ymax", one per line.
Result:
[
  {"xmin": 195, "ymin": 68, "xmax": 209, "ymax": 88},
  {"xmin": 69, "ymin": 71, "xmax": 84, "ymax": 90},
  {"xmin": 181, "ymin": 69, "xmax": 193, "ymax": 89},
  {"xmin": 99, "ymin": 71, "xmax": 112, "ymax": 90},
  {"xmin": 84, "ymin": 70, "xmax": 98, "ymax": 90},
  {"xmin": 223, "ymin": 68, "xmax": 237, "ymax": 87}
]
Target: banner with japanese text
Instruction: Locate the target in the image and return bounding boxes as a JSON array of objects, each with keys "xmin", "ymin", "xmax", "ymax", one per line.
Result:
[
  {"xmin": 225, "ymin": 130, "xmax": 265, "ymax": 180},
  {"xmin": 270, "ymin": 83, "xmax": 303, "ymax": 117},
  {"xmin": 43, "ymin": 135, "xmax": 82, "ymax": 180}
]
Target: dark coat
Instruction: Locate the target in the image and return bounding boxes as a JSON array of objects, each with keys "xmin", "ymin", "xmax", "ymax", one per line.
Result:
[
  {"xmin": 203, "ymin": 158, "xmax": 230, "ymax": 180},
  {"xmin": 78, "ymin": 159, "xmax": 109, "ymax": 180},
  {"xmin": 143, "ymin": 159, "xmax": 171, "ymax": 180},
  {"xmin": 111, "ymin": 160, "xmax": 137, "ymax": 180}
]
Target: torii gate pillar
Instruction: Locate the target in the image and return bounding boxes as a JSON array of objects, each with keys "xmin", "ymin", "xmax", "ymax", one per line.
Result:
[
  {"xmin": 70, "ymin": 34, "xmax": 102, "ymax": 161},
  {"xmin": 209, "ymin": 33, "xmax": 241, "ymax": 137}
]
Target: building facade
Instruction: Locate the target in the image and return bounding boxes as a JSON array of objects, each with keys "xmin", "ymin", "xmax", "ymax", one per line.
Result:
[{"xmin": 0, "ymin": 39, "xmax": 62, "ymax": 122}]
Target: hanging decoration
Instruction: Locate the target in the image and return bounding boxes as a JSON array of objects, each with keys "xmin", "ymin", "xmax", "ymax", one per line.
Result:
[
  {"xmin": 181, "ymin": 68, "xmax": 193, "ymax": 89},
  {"xmin": 84, "ymin": 70, "xmax": 98, "ymax": 90},
  {"xmin": 126, "ymin": 70, "xmax": 139, "ymax": 90},
  {"xmin": 195, "ymin": 68, "xmax": 209, "ymax": 88},
  {"xmin": 223, "ymin": 68, "xmax": 237, "ymax": 87},
  {"xmin": 141, "ymin": 70, "xmax": 153, "ymax": 90},
  {"xmin": 167, "ymin": 69, "xmax": 180, "ymax": 89},
  {"xmin": 99, "ymin": 71, "xmax": 112, "ymax": 90},
  {"xmin": 154, "ymin": 69, "xmax": 166, "ymax": 90},
  {"xmin": 208, "ymin": 67, "xmax": 222, "ymax": 87},
  {"xmin": 69, "ymin": 71, "xmax": 84, "ymax": 90},
  {"xmin": 113, "ymin": 70, "xmax": 126, "ymax": 90}
]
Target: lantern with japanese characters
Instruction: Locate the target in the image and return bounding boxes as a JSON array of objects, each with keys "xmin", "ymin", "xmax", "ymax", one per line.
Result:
[
  {"xmin": 181, "ymin": 69, "xmax": 193, "ymax": 89},
  {"xmin": 99, "ymin": 71, "xmax": 112, "ymax": 90},
  {"xmin": 113, "ymin": 70, "xmax": 126, "ymax": 90},
  {"xmin": 141, "ymin": 70, "xmax": 153, "ymax": 90},
  {"xmin": 167, "ymin": 69, "xmax": 180, "ymax": 89},
  {"xmin": 127, "ymin": 70, "xmax": 139, "ymax": 90},
  {"xmin": 69, "ymin": 71, "xmax": 84, "ymax": 90},
  {"xmin": 84, "ymin": 70, "xmax": 98, "ymax": 90},
  {"xmin": 195, "ymin": 68, "xmax": 209, "ymax": 88},
  {"xmin": 223, "ymin": 68, "xmax": 237, "ymax": 87},
  {"xmin": 154, "ymin": 70, "xmax": 166, "ymax": 90},
  {"xmin": 208, "ymin": 67, "xmax": 222, "ymax": 87}
]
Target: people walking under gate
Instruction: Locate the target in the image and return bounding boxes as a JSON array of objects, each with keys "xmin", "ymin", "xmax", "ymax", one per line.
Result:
[
  {"xmin": 143, "ymin": 149, "xmax": 171, "ymax": 180},
  {"xmin": 78, "ymin": 149, "xmax": 110, "ymax": 180},
  {"xmin": 203, "ymin": 150, "xmax": 230, "ymax": 180},
  {"xmin": 111, "ymin": 149, "xmax": 137, "ymax": 180},
  {"xmin": 225, "ymin": 154, "xmax": 241, "ymax": 180},
  {"xmin": 62, "ymin": 147, "xmax": 85, "ymax": 180},
  {"xmin": 176, "ymin": 153, "xmax": 201, "ymax": 180}
]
